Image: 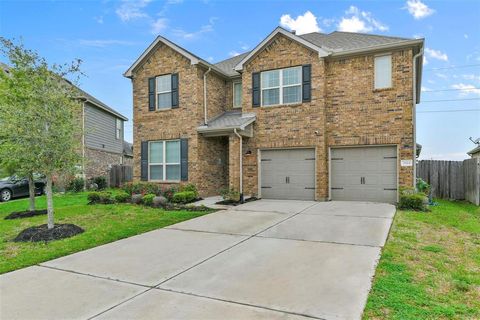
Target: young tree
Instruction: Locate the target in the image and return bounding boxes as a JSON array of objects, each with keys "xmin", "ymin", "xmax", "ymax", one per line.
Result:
[{"xmin": 0, "ymin": 38, "xmax": 83, "ymax": 229}]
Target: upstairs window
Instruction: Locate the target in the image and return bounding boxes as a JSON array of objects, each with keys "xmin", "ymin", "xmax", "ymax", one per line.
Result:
[
  {"xmin": 156, "ymin": 74, "xmax": 172, "ymax": 109},
  {"xmin": 233, "ymin": 81, "xmax": 242, "ymax": 108},
  {"xmin": 261, "ymin": 66, "xmax": 302, "ymax": 106},
  {"xmin": 115, "ymin": 119, "xmax": 122, "ymax": 139},
  {"xmin": 374, "ymin": 55, "xmax": 392, "ymax": 89},
  {"xmin": 148, "ymin": 140, "xmax": 180, "ymax": 181}
]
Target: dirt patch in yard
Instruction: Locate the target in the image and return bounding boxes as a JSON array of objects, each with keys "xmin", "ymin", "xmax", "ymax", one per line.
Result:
[
  {"xmin": 216, "ymin": 197, "xmax": 259, "ymax": 206},
  {"xmin": 4, "ymin": 209, "xmax": 47, "ymax": 220},
  {"xmin": 14, "ymin": 224, "xmax": 84, "ymax": 242}
]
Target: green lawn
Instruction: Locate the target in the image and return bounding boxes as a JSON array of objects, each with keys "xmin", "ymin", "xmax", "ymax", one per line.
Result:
[
  {"xmin": 0, "ymin": 192, "xmax": 213, "ymax": 274},
  {"xmin": 364, "ymin": 200, "xmax": 480, "ymax": 320}
]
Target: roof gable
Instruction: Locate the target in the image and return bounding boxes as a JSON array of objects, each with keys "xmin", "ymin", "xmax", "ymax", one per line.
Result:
[{"xmin": 233, "ymin": 27, "xmax": 330, "ymax": 72}]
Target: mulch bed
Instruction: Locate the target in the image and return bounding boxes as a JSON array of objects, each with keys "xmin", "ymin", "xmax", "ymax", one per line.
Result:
[
  {"xmin": 4, "ymin": 209, "xmax": 47, "ymax": 220},
  {"xmin": 216, "ymin": 197, "xmax": 259, "ymax": 206},
  {"xmin": 14, "ymin": 224, "xmax": 84, "ymax": 242}
]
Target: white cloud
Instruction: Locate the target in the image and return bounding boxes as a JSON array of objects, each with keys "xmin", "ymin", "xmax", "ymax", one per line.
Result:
[
  {"xmin": 451, "ymin": 83, "xmax": 480, "ymax": 97},
  {"xmin": 423, "ymin": 56, "xmax": 428, "ymax": 65},
  {"xmin": 420, "ymin": 152, "xmax": 468, "ymax": 161},
  {"xmin": 116, "ymin": 0, "xmax": 151, "ymax": 22},
  {"xmin": 406, "ymin": 0, "xmax": 435, "ymax": 19},
  {"xmin": 94, "ymin": 16, "xmax": 104, "ymax": 24},
  {"xmin": 421, "ymin": 86, "xmax": 431, "ymax": 92},
  {"xmin": 280, "ymin": 11, "xmax": 321, "ymax": 35},
  {"xmin": 338, "ymin": 6, "xmax": 388, "ymax": 33},
  {"xmin": 172, "ymin": 17, "xmax": 216, "ymax": 40},
  {"xmin": 77, "ymin": 39, "xmax": 136, "ymax": 48},
  {"xmin": 151, "ymin": 18, "xmax": 168, "ymax": 34},
  {"xmin": 435, "ymin": 72, "xmax": 447, "ymax": 79},
  {"xmin": 206, "ymin": 56, "xmax": 214, "ymax": 62},
  {"xmin": 464, "ymin": 34, "xmax": 469, "ymax": 39},
  {"xmin": 463, "ymin": 74, "xmax": 480, "ymax": 83},
  {"xmin": 425, "ymin": 48, "xmax": 448, "ymax": 61}
]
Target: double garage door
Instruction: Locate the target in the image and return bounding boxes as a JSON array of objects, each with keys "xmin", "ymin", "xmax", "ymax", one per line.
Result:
[{"xmin": 260, "ymin": 146, "xmax": 398, "ymax": 203}]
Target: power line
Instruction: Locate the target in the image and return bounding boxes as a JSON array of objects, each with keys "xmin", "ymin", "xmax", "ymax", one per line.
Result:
[
  {"xmin": 417, "ymin": 109, "xmax": 480, "ymax": 113},
  {"xmin": 422, "ymin": 87, "xmax": 480, "ymax": 93},
  {"xmin": 422, "ymin": 98, "xmax": 480, "ymax": 103},
  {"xmin": 423, "ymin": 64, "xmax": 480, "ymax": 71}
]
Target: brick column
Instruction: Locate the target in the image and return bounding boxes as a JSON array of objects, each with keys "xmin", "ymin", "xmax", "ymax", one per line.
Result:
[{"xmin": 228, "ymin": 134, "xmax": 240, "ymax": 191}]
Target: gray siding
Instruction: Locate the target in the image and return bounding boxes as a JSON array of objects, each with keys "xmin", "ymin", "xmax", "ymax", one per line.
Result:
[{"xmin": 84, "ymin": 102, "xmax": 123, "ymax": 154}]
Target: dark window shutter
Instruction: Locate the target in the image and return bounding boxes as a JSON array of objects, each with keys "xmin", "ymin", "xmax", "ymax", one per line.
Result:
[
  {"xmin": 302, "ymin": 64, "xmax": 311, "ymax": 102},
  {"xmin": 180, "ymin": 138, "xmax": 188, "ymax": 181},
  {"xmin": 171, "ymin": 73, "xmax": 179, "ymax": 108},
  {"xmin": 141, "ymin": 141, "xmax": 148, "ymax": 181},
  {"xmin": 252, "ymin": 72, "xmax": 260, "ymax": 107},
  {"xmin": 148, "ymin": 77, "xmax": 156, "ymax": 111}
]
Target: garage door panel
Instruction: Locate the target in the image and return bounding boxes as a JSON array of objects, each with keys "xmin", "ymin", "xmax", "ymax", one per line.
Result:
[
  {"xmin": 261, "ymin": 149, "xmax": 315, "ymax": 201},
  {"xmin": 331, "ymin": 146, "xmax": 397, "ymax": 204}
]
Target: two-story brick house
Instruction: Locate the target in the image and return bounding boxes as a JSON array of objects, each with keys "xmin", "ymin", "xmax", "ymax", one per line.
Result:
[{"xmin": 124, "ymin": 27, "xmax": 424, "ymax": 203}]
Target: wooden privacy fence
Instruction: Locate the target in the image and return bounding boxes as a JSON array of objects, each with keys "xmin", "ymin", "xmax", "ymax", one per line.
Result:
[
  {"xmin": 417, "ymin": 158, "xmax": 480, "ymax": 205},
  {"xmin": 109, "ymin": 165, "xmax": 133, "ymax": 188}
]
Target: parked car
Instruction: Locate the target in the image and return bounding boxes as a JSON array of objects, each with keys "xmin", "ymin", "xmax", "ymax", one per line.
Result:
[{"xmin": 0, "ymin": 175, "xmax": 46, "ymax": 202}]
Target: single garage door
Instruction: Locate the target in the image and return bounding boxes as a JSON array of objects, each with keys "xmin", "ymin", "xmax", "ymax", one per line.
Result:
[
  {"xmin": 260, "ymin": 149, "xmax": 316, "ymax": 200},
  {"xmin": 331, "ymin": 146, "xmax": 397, "ymax": 203}
]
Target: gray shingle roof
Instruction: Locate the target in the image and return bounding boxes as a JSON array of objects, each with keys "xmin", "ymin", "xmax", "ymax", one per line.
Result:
[
  {"xmin": 299, "ymin": 31, "xmax": 412, "ymax": 52},
  {"xmin": 123, "ymin": 140, "xmax": 133, "ymax": 156},
  {"xmin": 197, "ymin": 110, "xmax": 255, "ymax": 131},
  {"xmin": 214, "ymin": 52, "xmax": 250, "ymax": 77},
  {"xmin": 213, "ymin": 31, "xmax": 417, "ymax": 75},
  {"xmin": 468, "ymin": 145, "xmax": 480, "ymax": 156}
]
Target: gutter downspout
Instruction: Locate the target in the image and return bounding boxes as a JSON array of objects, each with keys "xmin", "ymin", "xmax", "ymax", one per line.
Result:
[
  {"xmin": 233, "ymin": 128, "xmax": 244, "ymax": 203},
  {"xmin": 412, "ymin": 47, "xmax": 423, "ymax": 189},
  {"xmin": 203, "ymin": 67, "xmax": 212, "ymax": 125}
]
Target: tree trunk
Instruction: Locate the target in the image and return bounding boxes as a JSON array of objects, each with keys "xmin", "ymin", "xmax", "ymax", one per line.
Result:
[
  {"xmin": 46, "ymin": 174, "xmax": 54, "ymax": 229},
  {"xmin": 27, "ymin": 173, "xmax": 36, "ymax": 212}
]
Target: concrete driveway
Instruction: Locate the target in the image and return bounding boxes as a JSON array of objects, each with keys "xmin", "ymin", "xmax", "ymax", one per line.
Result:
[{"xmin": 0, "ymin": 200, "xmax": 395, "ymax": 320}]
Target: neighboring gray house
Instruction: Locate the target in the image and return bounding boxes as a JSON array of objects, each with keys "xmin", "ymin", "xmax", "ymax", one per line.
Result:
[
  {"xmin": 468, "ymin": 146, "xmax": 480, "ymax": 159},
  {"xmin": 76, "ymin": 87, "xmax": 130, "ymax": 179}
]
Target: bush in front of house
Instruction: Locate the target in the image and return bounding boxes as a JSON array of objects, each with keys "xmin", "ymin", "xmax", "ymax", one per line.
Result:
[
  {"xmin": 398, "ymin": 187, "xmax": 429, "ymax": 211},
  {"xmin": 179, "ymin": 183, "xmax": 199, "ymax": 198},
  {"xmin": 152, "ymin": 196, "xmax": 168, "ymax": 208},
  {"xmin": 172, "ymin": 191, "xmax": 196, "ymax": 204},
  {"xmin": 67, "ymin": 177, "xmax": 84, "ymax": 193},
  {"xmin": 131, "ymin": 194, "xmax": 143, "ymax": 204},
  {"xmin": 416, "ymin": 178, "xmax": 430, "ymax": 195},
  {"xmin": 142, "ymin": 193, "xmax": 155, "ymax": 206},
  {"xmin": 220, "ymin": 188, "xmax": 241, "ymax": 202},
  {"xmin": 122, "ymin": 182, "xmax": 180, "ymax": 201},
  {"xmin": 87, "ymin": 191, "xmax": 114, "ymax": 204},
  {"xmin": 114, "ymin": 191, "xmax": 130, "ymax": 203},
  {"xmin": 91, "ymin": 176, "xmax": 108, "ymax": 190}
]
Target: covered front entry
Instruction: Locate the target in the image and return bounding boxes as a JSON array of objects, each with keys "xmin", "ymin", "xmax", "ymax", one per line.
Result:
[
  {"xmin": 260, "ymin": 148, "xmax": 316, "ymax": 200},
  {"xmin": 330, "ymin": 146, "xmax": 398, "ymax": 203}
]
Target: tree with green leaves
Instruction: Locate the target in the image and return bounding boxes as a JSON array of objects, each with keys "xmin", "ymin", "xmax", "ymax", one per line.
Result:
[{"xmin": 0, "ymin": 38, "xmax": 83, "ymax": 229}]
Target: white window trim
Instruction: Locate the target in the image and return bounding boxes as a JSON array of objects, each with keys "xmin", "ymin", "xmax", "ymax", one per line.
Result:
[
  {"xmin": 156, "ymin": 74, "xmax": 172, "ymax": 110},
  {"xmin": 115, "ymin": 119, "xmax": 122, "ymax": 140},
  {"xmin": 232, "ymin": 80, "xmax": 242, "ymax": 108},
  {"xmin": 374, "ymin": 54, "xmax": 392, "ymax": 90},
  {"xmin": 148, "ymin": 140, "xmax": 181, "ymax": 182},
  {"xmin": 260, "ymin": 66, "xmax": 302, "ymax": 107}
]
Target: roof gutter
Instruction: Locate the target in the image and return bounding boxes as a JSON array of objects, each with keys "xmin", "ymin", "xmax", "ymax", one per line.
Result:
[
  {"xmin": 203, "ymin": 67, "xmax": 212, "ymax": 125},
  {"xmin": 412, "ymin": 46, "xmax": 424, "ymax": 189}
]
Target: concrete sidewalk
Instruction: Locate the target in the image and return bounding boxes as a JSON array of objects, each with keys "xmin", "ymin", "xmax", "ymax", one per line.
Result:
[{"xmin": 1, "ymin": 200, "xmax": 395, "ymax": 320}]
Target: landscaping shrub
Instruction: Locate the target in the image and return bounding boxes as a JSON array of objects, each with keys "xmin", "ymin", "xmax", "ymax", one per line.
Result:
[
  {"xmin": 122, "ymin": 182, "xmax": 162, "ymax": 196},
  {"xmin": 131, "ymin": 194, "xmax": 143, "ymax": 204},
  {"xmin": 142, "ymin": 193, "xmax": 155, "ymax": 206},
  {"xmin": 87, "ymin": 191, "xmax": 113, "ymax": 204},
  {"xmin": 416, "ymin": 177, "xmax": 430, "ymax": 195},
  {"xmin": 152, "ymin": 196, "xmax": 168, "ymax": 208},
  {"xmin": 399, "ymin": 191, "xmax": 429, "ymax": 211},
  {"xmin": 92, "ymin": 176, "xmax": 108, "ymax": 190},
  {"xmin": 114, "ymin": 191, "xmax": 130, "ymax": 203},
  {"xmin": 162, "ymin": 186, "xmax": 178, "ymax": 201},
  {"xmin": 180, "ymin": 183, "xmax": 199, "ymax": 198},
  {"xmin": 220, "ymin": 188, "xmax": 241, "ymax": 202},
  {"xmin": 172, "ymin": 191, "xmax": 196, "ymax": 204},
  {"xmin": 67, "ymin": 177, "xmax": 84, "ymax": 193}
]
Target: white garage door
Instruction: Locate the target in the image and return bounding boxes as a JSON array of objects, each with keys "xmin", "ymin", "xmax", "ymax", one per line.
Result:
[
  {"xmin": 331, "ymin": 146, "xmax": 397, "ymax": 203},
  {"xmin": 260, "ymin": 149, "xmax": 316, "ymax": 200}
]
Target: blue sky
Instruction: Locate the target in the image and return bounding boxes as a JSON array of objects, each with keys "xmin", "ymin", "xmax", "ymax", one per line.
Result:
[{"xmin": 1, "ymin": 0, "xmax": 479, "ymax": 160}]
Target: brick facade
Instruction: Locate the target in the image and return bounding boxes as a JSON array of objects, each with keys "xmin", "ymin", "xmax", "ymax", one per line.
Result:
[
  {"xmin": 130, "ymin": 33, "xmax": 416, "ymax": 200},
  {"xmin": 84, "ymin": 147, "xmax": 123, "ymax": 179}
]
